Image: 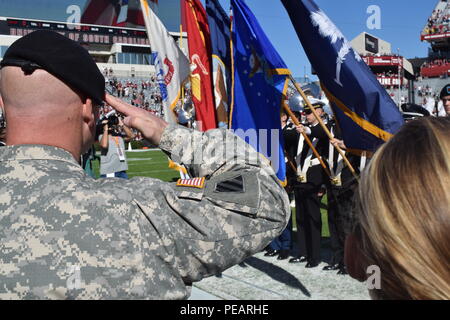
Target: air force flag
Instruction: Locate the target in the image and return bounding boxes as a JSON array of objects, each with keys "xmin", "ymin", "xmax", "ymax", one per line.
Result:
[
  {"xmin": 230, "ymin": 0, "xmax": 290, "ymax": 185},
  {"xmin": 281, "ymin": 0, "xmax": 404, "ymax": 153}
]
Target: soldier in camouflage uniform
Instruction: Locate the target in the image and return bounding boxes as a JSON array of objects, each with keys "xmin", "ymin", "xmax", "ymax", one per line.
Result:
[{"xmin": 0, "ymin": 31, "xmax": 290, "ymax": 299}]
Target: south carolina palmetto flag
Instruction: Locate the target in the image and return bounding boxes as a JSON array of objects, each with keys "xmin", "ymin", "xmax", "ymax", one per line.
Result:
[
  {"xmin": 281, "ymin": 0, "xmax": 404, "ymax": 153},
  {"xmin": 140, "ymin": 0, "xmax": 190, "ymax": 123}
]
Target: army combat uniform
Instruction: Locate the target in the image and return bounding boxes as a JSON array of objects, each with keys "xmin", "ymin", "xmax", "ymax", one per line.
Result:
[{"xmin": 0, "ymin": 125, "xmax": 290, "ymax": 299}]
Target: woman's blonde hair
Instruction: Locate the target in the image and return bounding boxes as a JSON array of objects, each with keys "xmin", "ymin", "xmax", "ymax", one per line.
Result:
[{"xmin": 356, "ymin": 117, "xmax": 450, "ymax": 300}]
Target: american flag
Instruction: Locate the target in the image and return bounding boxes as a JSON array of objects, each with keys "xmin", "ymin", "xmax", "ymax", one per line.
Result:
[
  {"xmin": 176, "ymin": 178, "xmax": 206, "ymax": 189},
  {"xmin": 81, "ymin": 0, "xmax": 158, "ymax": 27}
]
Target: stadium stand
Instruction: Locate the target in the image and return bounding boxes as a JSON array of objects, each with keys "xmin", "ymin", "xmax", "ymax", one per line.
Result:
[
  {"xmin": 421, "ymin": 0, "xmax": 450, "ymax": 37},
  {"xmin": 419, "ymin": 1, "xmax": 450, "ymax": 79}
]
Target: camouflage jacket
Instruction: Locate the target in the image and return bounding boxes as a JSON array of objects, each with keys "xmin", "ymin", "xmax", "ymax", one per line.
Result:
[{"xmin": 0, "ymin": 125, "xmax": 290, "ymax": 300}]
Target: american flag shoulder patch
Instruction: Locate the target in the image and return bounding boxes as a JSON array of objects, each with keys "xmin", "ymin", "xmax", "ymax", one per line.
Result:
[{"xmin": 176, "ymin": 177, "xmax": 206, "ymax": 189}]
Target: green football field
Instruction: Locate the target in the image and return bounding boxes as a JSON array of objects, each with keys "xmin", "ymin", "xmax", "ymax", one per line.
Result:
[
  {"xmin": 92, "ymin": 149, "xmax": 180, "ymax": 182},
  {"xmin": 92, "ymin": 149, "xmax": 329, "ymax": 237}
]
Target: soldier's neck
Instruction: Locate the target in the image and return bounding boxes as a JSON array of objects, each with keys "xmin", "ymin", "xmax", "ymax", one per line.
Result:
[{"xmin": 6, "ymin": 132, "xmax": 82, "ymax": 164}]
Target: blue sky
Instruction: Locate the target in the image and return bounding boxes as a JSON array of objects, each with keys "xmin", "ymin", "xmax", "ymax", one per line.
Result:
[
  {"xmin": 0, "ymin": 0, "xmax": 181, "ymax": 31},
  {"xmin": 216, "ymin": 0, "xmax": 437, "ymax": 78},
  {"xmin": 0, "ymin": 0, "xmax": 438, "ymax": 77}
]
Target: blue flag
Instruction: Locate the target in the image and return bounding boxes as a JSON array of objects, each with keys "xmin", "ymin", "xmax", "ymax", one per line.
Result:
[
  {"xmin": 206, "ymin": 0, "xmax": 232, "ymax": 127},
  {"xmin": 230, "ymin": 0, "xmax": 290, "ymax": 185},
  {"xmin": 281, "ymin": 0, "xmax": 404, "ymax": 153},
  {"xmin": 206, "ymin": 0, "xmax": 231, "ymax": 82}
]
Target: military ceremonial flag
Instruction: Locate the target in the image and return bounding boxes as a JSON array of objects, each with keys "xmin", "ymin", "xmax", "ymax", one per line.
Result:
[
  {"xmin": 206, "ymin": 0, "xmax": 232, "ymax": 128},
  {"xmin": 140, "ymin": 0, "xmax": 190, "ymax": 123},
  {"xmin": 182, "ymin": 0, "xmax": 217, "ymax": 131},
  {"xmin": 281, "ymin": 0, "xmax": 404, "ymax": 153},
  {"xmin": 230, "ymin": 0, "xmax": 290, "ymax": 185}
]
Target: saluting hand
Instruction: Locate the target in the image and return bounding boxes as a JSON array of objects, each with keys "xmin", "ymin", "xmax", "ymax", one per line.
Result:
[{"xmin": 105, "ymin": 94, "xmax": 168, "ymax": 145}]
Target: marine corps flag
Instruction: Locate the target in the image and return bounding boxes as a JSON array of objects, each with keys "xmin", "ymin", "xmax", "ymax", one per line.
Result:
[
  {"xmin": 281, "ymin": 0, "xmax": 404, "ymax": 153},
  {"xmin": 230, "ymin": 0, "xmax": 290, "ymax": 185},
  {"xmin": 140, "ymin": 0, "xmax": 190, "ymax": 123},
  {"xmin": 182, "ymin": 0, "xmax": 217, "ymax": 131}
]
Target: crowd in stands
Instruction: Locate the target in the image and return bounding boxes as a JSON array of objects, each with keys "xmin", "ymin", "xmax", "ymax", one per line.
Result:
[
  {"xmin": 423, "ymin": 1, "xmax": 450, "ymax": 36},
  {"xmin": 376, "ymin": 71, "xmax": 396, "ymax": 78},
  {"xmin": 420, "ymin": 58, "xmax": 450, "ymax": 78},
  {"xmin": 100, "ymin": 71, "xmax": 166, "ymax": 142},
  {"xmin": 99, "ymin": 71, "xmax": 199, "ymax": 142},
  {"xmin": 421, "ymin": 58, "xmax": 450, "ymax": 69},
  {"xmin": 362, "ymin": 53, "xmax": 401, "ymax": 58},
  {"xmin": 105, "ymin": 77, "xmax": 163, "ymax": 113}
]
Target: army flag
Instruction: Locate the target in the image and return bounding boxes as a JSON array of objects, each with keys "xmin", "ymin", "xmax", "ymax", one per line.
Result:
[
  {"xmin": 206, "ymin": 0, "xmax": 232, "ymax": 128},
  {"xmin": 182, "ymin": 0, "xmax": 217, "ymax": 131},
  {"xmin": 281, "ymin": 0, "xmax": 404, "ymax": 153},
  {"xmin": 140, "ymin": 0, "xmax": 190, "ymax": 124},
  {"xmin": 230, "ymin": 0, "xmax": 290, "ymax": 185}
]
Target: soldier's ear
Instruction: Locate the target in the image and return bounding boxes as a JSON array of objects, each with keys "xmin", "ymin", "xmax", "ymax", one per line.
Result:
[
  {"xmin": 344, "ymin": 233, "xmax": 368, "ymax": 282},
  {"xmin": 81, "ymin": 98, "xmax": 96, "ymax": 128},
  {"xmin": 0, "ymin": 93, "xmax": 4, "ymax": 108}
]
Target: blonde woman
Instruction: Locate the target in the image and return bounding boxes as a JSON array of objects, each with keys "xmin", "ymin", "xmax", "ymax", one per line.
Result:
[{"xmin": 345, "ymin": 117, "xmax": 450, "ymax": 300}]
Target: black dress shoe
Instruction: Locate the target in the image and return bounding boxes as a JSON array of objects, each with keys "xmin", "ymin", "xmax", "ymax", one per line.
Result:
[
  {"xmin": 305, "ymin": 261, "xmax": 319, "ymax": 268},
  {"xmin": 337, "ymin": 267, "xmax": 348, "ymax": 275},
  {"xmin": 277, "ymin": 250, "xmax": 290, "ymax": 260},
  {"xmin": 322, "ymin": 263, "xmax": 340, "ymax": 271},
  {"xmin": 264, "ymin": 249, "xmax": 280, "ymax": 257},
  {"xmin": 289, "ymin": 256, "xmax": 307, "ymax": 263}
]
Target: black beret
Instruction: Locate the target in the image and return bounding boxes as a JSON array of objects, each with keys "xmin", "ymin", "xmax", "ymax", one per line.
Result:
[
  {"xmin": 401, "ymin": 103, "xmax": 430, "ymax": 117},
  {"xmin": 440, "ymin": 84, "xmax": 450, "ymax": 99},
  {"xmin": 0, "ymin": 30, "xmax": 105, "ymax": 105}
]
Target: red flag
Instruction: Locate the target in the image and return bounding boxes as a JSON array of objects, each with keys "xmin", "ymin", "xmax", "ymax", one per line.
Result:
[{"xmin": 182, "ymin": 0, "xmax": 217, "ymax": 131}]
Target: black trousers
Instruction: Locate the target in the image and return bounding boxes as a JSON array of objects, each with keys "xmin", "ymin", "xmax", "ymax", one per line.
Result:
[
  {"xmin": 294, "ymin": 165, "xmax": 324, "ymax": 263},
  {"xmin": 327, "ymin": 176, "xmax": 359, "ymax": 265},
  {"xmin": 327, "ymin": 186, "xmax": 345, "ymax": 266}
]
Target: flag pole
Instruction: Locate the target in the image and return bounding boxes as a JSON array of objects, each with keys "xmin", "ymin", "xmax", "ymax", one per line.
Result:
[
  {"xmin": 282, "ymin": 102, "xmax": 332, "ymax": 179},
  {"xmin": 180, "ymin": 23, "xmax": 185, "ymax": 103},
  {"xmin": 288, "ymin": 75, "xmax": 358, "ymax": 180}
]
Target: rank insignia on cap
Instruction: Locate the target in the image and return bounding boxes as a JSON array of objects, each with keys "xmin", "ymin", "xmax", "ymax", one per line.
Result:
[{"xmin": 176, "ymin": 177, "xmax": 206, "ymax": 189}]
